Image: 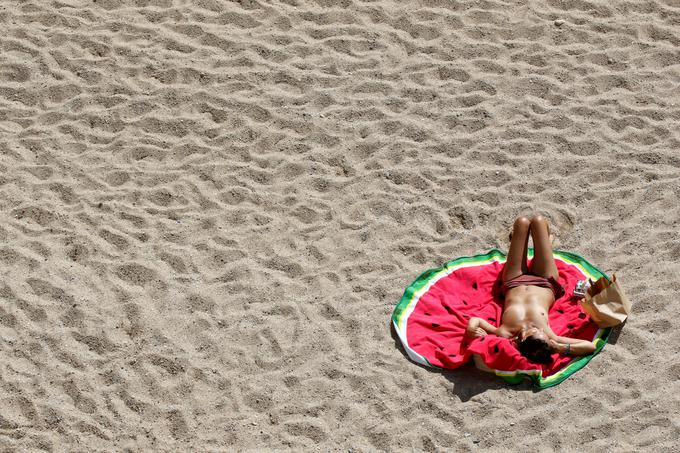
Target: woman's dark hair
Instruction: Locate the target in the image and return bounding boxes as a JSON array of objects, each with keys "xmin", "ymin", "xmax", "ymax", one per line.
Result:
[{"xmin": 518, "ymin": 336, "xmax": 553, "ymax": 364}]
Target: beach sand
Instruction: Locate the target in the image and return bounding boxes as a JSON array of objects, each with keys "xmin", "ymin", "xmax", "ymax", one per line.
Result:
[{"xmin": 1, "ymin": 0, "xmax": 679, "ymax": 450}]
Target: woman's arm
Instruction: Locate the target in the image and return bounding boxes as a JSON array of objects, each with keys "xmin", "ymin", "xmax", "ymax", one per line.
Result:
[
  {"xmin": 466, "ymin": 317, "xmax": 499, "ymax": 337},
  {"xmin": 553, "ymin": 335, "xmax": 590, "ymax": 345},
  {"xmin": 548, "ymin": 338, "xmax": 596, "ymax": 355},
  {"xmin": 545, "ymin": 326, "xmax": 596, "ymax": 353}
]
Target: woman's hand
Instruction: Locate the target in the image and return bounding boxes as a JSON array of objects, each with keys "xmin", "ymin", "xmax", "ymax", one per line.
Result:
[
  {"xmin": 470, "ymin": 327, "xmax": 487, "ymax": 338},
  {"xmin": 548, "ymin": 339, "xmax": 565, "ymax": 353},
  {"xmin": 466, "ymin": 317, "xmax": 499, "ymax": 338},
  {"xmin": 466, "ymin": 317, "xmax": 483, "ymax": 338}
]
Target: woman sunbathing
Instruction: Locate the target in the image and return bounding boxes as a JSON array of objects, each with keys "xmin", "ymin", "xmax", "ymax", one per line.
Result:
[{"xmin": 466, "ymin": 215, "xmax": 596, "ymax": 364}]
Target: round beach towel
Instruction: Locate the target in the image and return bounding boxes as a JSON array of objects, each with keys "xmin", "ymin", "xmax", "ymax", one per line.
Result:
[{"xmin": 392, "ymin": 249, "xmax": 611, "ymax": 388}]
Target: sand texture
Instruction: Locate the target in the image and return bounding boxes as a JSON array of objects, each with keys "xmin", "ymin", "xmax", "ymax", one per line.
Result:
[{"xmin": 1, "ymin": 0, "xmax": 680, "ymax": 451}]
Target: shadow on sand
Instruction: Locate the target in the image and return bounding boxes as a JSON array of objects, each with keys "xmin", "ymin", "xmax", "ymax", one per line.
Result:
[{"xmin": 605, "ymin": 320, "xmax": 626, "ymax": 345}]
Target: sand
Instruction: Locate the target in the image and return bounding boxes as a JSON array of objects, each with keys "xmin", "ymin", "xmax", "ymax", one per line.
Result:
[{"xmin": 1, "ymin": 0, "xmax": 679, "ymax": 451}]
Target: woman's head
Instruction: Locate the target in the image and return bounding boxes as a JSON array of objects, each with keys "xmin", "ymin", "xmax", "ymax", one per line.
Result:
[{"xmin": 517, "ymin": 335, "xmax": 553, "ymax": 364}]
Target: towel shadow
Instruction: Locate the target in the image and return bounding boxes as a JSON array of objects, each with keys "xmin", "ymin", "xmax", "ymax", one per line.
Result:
[
  {"xmin": 605, "ymin": 320, "xmax": 626, "ymax": 345},
  {"xmin": 390, "ymin": 322, "xmax": 535, "ymax": 401}
]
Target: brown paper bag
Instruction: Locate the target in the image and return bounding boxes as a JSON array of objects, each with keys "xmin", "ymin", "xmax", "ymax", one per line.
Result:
[{"xmin": 579, "ymin": 274, "xmax": 631, "ymax": 327}]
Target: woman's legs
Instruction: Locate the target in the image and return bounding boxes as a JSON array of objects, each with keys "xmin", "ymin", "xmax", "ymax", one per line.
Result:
[
  {"xmin": 503, "ymin": 216, "xmax": 530, "ymax": 282},
  {"xmin": 529, "ymin": 215, "xmax": 559, "ymax": 280}
]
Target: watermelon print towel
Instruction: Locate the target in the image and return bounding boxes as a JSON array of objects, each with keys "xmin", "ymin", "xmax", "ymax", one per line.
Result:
[{"xmin": 392, "ymin": 249, "xmax": 611, "ymax": 389}]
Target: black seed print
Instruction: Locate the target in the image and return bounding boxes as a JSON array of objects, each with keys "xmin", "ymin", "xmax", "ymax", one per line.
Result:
[
  {"xmin": 479, "ymin": 337, "xmax": 485, "ymax": 342},
  {"xmin": 432, "ymin": 323, "xmax": 440, "ymax": 328},
  {"xmin": 463, "ymin": 315, "xmax": 470, "ymax": 319},
  {"xmin": 494, "ymin": 345, "xmax": 499, "ymax": 353},
  {"xmin": 448, "ymin": 354, "xmax": 457, "ymax": 358},
  {"xmin": 463, "ymin": 300, "xmax": 468, "ymax": 305},
  {"xmin": 472, "ymin": 282, "xmax": 478, "ymax": 290},
  {"xmin": 425, "ymin": 313, "xmax": 431, "ymax": 316},
  {"xmin": 487, "ymin": 318, "xmax": 496, "ymax": 323},
  {"xmin": 567, "ymin": 324, "xmax": 574, "ymax": 329},
  {"xmin": 557, "ymin": 309, "xmax": 564, "ymax": 314},
  {"xmin": 578, "ymin": 313, "xmax": 586, "ymax": 319}
]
